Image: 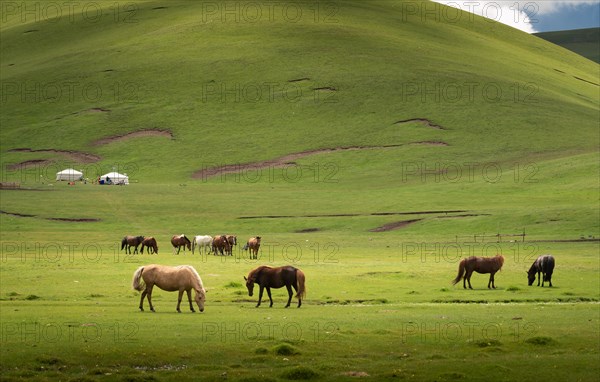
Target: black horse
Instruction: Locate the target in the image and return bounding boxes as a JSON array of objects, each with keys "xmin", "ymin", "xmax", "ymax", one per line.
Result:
[
  {"xmin": 121, "ymin": 235, "xmax": 144, "ymax": 254},
  {"xmin": 244, "ymin": 265, "xmax": 306, "ymax": 308},
  {"xmin": 527, "ymin": 255, "xmax": 555, "ymax": 287}
]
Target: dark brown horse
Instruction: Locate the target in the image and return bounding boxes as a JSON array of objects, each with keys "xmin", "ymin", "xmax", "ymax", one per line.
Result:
[
  {"xmin": 212, "ymin": 235, "xmax": 231, "ymax": 256},
  {"xmin": 132, "ymin": 264, "xmax": 206, "ymax": 313},
  {"xmin": 244, "ymin": 265, "xmax": 306, "ymax": 308},
  {"xmin": 528, "ymin": 254, "xmax": 555, "ymax": 287},
  {"xmin": 226, "ymin": 235, "xmax": 237, "ymax": 249},
  {"xmin": 171, "ymin": 234, "xmax": 191, "ymax": 255},
  {"xmin": 242, "ymin": 236, "xmax": 261, "ymax": 259},
  {"xmin": 140, "ymin": 237, "xmax": 158, "ymax": 254},
  {"xmin": 121, "ymin": 235, "xmax": 144, "ymax": 254},
  {"xmin": 452, "ymin": 255, "xmax": 504, "ymax": 289}
]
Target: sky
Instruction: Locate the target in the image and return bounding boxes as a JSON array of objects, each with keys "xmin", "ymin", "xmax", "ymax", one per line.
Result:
[{"xmin": 431, "ymin": 0, "xmax": 600, "ymax": 33}]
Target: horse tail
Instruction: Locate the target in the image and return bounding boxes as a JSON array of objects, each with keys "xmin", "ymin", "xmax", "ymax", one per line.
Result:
[
  {"xmin": 295, "ymin": 269, "xmax": 306, "ymax": 300},
  {"xmin": 452, "ymin": 259, "xmax": 466, "ymax": 285},
  {"xmin": 191, "ymin": 239, "xmax": 196, "ymax": 254},
  {"xmin": 132, "ymin": 266, "xmax": 145, "ymax": 291}
]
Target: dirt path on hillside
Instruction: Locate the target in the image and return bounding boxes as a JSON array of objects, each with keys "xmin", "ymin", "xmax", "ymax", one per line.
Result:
[
  {"xmin": 92, "ymin": 128, "xmax": 173, "ymax": 146},
  {"xmin": 8, "ymin": 148, "xmax": 101, "ymax": 163},
  {"xmin": 193, "ymin": 142, "xmax": 448, "ymax": 179}
]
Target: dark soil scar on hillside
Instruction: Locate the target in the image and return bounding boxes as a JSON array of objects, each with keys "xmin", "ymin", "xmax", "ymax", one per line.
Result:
[
  {"xmin": 6, "ymin": 159, "xmax": 53, "ymax": 170},
  {"xmin": 8, "ymin": 148, "xmax": 100, "ymax": 163},
  {"xmin": 288, "ymin": 78, "xmax": 310, "ymax": 82},
  {"xmin": 91, "ymin": 128, "xmax": 174, "ymax": 146},
  {"xmin": 369, "ymin": 219, "xmax": 423, "ymax": 232},
  {"xmin": 553, "ymin": 68, "xmax": 565, "ymax": 74},
  {"xmin": 239, "ymin": 210, "xmax": 468, "ymax": 219},
  {"xmin": 295, "ymin": 228, "xmax": 321, "ymax": 233},
  {"xmin": 24, "ymin": 30, "xmax": 39, "ymax": 34},
  {"xmin": 194, "ymin": 143, "xmax": 447, "ymax": 179},
  {"xmin": 573, "ymin": 76, "xmax": 599, "ymax": 86},
  {"xmin": 394, "ymin": 118, "xmax": 446, "ymax": 130},
  {"xmin": 0, "ymin": 210, "xmax": 100, "ymax": 222},
  {"xmin": 312, "ymin": 86, "xmax": 337, "ymax": 91}
]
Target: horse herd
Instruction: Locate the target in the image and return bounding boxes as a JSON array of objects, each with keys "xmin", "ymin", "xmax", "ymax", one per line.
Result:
[
  {"xmin": 121, "ymin": 234, "xmax": 262, "ymax": 258},
  {"xmin": 127, "ymin": 235, "xmax": 555, "ymax": 313}
]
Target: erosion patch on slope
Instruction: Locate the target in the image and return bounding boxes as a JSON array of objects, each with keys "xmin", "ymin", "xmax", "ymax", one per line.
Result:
[
  {"xmin": 91, "ymin": 128, "xmax": 174, "ymax": 146},
  {"xmin": 8, "ymin": 148, "xmax": 100, "ymax": 163}
]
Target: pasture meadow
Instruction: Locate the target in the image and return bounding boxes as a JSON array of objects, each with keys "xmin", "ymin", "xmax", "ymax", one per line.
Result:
[{"xmin": 1, "ymin": 0, "xmax": 599, "ymax": 381}]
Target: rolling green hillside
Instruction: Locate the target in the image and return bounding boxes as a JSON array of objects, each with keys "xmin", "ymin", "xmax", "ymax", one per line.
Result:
[
  {"xmin": 535, "ymin": 27, "xmax": 600, "ymax": 64},
  {"xmin": 1, "ymin": 1, "xmax": 599, "ymax": 381}
]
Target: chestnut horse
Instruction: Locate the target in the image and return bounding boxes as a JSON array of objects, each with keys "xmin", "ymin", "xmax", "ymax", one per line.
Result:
[
  {"xmin": 226, "ymin": 235, "xmax": 237, "ymax": 249},
  {"xmin": 527, "ymin": 254, "xmax": 555, "ymax": 287},
  {"xmin": 242, "ymin": 236, "xmax": 261, "ymax": 259},
  {"xmin": 212, "ymin": 235, "xmax": 231, "ymax": 256},
  {"xmin": 244, "ymin": 265, "xmax": 306, "ymax": 308},
  {"xmin": 132, "ymin": 264, "xmax": 206, "ymax": 313},
  {"xmin": 171, "ymin": 234, "xmax": 191, "ymax": 255},
  {"xmin": 140, "ymin": 237, "xmax": 158, "ymax": 254},
  {"xmin": 121, "ymin": 235, "xmax": 144, "ymax": 254},
  {"xmin": 452, "ymin": 255, "xmax": 504, "ymax": 289}
]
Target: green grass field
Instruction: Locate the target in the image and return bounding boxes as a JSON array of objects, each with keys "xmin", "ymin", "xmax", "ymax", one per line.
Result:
[{"xmin": 1, "ymin": 1, "xmax": 599, "ymax": 381}]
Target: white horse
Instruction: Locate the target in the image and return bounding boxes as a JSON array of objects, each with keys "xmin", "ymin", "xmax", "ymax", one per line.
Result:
[{"xmin": 192, "ymin": 235, "xmax": 213, "ymax": 255}]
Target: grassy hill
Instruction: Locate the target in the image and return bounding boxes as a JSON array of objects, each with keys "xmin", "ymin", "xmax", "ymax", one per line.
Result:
[
  {"xmin": 1, "ymin": 1, "xmax": 599, "ymax": 381},
  {"xmin": 535, "ymin": 27, "xmax": 600, "ymax": 64}
]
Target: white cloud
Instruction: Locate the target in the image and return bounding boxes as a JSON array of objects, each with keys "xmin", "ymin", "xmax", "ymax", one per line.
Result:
[{"xmin": 431, "ymin": 0, "xmax": 600, "ymax": 33}]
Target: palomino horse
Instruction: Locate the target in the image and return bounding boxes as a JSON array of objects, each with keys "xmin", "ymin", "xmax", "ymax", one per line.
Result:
[
  {"xmin": 132, "ymin": 264, "xmax": 206, "ymax": 313},
  {"xmin": 140, "ymin": 237, "xmax": 158, "ymax": 254},
  {"xmin": 242, "ymin": 236, "xmax": 261, "ymax": 259},
  {"xmin": 212, "ymin": 235, "xmax": 231, "ymax": 256},
  {"xmin": 171, "ymin": 234, "xmax": 191, "ymax": 255},
  {"xmin": 244, "ymin": 265, "xmax": 306, "ymax": 308},
  {"xmin": 191, "ymin": 235, "xmax": 213, "ymax": 255},
  {"xmin": 452, "ymin": 255, "xmax": 504, "ymax": 289},
  {"xmin": 528, "ymin": 254, "xmax": 555, "ymax": 287},
  {"xmin": 121, "ymin": 235, "xmax": 144, "ymax": 254}
]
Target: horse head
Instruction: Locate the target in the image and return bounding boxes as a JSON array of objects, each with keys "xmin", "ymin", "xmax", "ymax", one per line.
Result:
[
  {"xmin": 195, "ymin": 288, "xmax": 206, "ymax": 312},
  {"xmin": 527, "ymin": 270, "xmax": 536, "ymax": 286},
  {"xmin": 244, "ymin": 276, "xmax": 255, "ymax": 296}
]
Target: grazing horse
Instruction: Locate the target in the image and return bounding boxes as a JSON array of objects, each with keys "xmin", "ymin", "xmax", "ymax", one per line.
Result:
[
  {"xmin": 140, "ymin": 237, "xmax": 158, "ymax": 254},
  {"xmin": 528, "ymin": 254, "xmax": 555, "ymax": 287},
  {"xmin": 171, "ymin": 234, "xmax": 191, "ymax": 255},
  {"xmin": 244, "ymin": 265, "xmax": 306, "ymax": 308},
  {"xmin": 121, "ymin": 235, "xmax": 144, "ymax": 254},
  {"xmin": 132, "ymin": 264, "xmax": 206, "ymax": 313},
  {"xmin": 192, "ymin": 235, "xmax": 213, "ymax": 255},
  {"xmin": 452, "ymin": 255, "xmax": 504, "ymax": 289},
  {"xmin": 242, "ymin": 236, "xmax": 261, "ymax": 259},
  {"xmin": 212, "ymin": 235, "xmax": 231, "ymax": 256}
]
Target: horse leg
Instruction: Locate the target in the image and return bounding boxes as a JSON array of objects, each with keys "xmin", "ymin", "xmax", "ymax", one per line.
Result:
[
  {"xmin": 256, "ymin": 286, "xmax": 264, "ymax": 308},
  {"xmin": 186, "ymin": 290, "xmax": 195, "ymax": 312},
  {"xmin": 176, "ymin": 290, "xmax": 184, "ymax": 313},
  {"xmin": 266, "ymin": 287, "xmax": 273, "ymax": 308},
  {"xmin": 466, "ymin": 270, "xmax": 473, "ymax": 289},
  {"xmin": 537, "ymin": 271, "xmax": 541, "ymax": 286},
  {"xmin": 139, "ymin": 290, "xmax": 147, "ymax": 311},
  {"xmin": 285, "ymin": 285, "xmax": 293, "ymax": 308},
  {"xmin": 147, "ymin": 286, "xmax": 155, "ymax": 312}
]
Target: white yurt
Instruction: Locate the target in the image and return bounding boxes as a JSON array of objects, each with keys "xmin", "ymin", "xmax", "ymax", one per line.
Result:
[
  {"xmin": 56, "ymin": 169, "xmax": 83, "ymax": 181},
  {"xmin": 100, "ymin": 172, "xmax": 129, "ymax": 185}
]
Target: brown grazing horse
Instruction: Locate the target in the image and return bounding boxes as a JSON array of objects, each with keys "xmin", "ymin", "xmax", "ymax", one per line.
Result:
[
  {"xmin": 212, "ymin": 235, "xmax": 231, "ymax": 256},
  {"xmin": 140, "ymin": 237, "xmax": 158, "ymax": 254},
  {"xmin": 528, "ymin": 254, "xmax": 555, "ymax": 287},
  {"xmin": 132, "ymin": 264, "xmax": 206, "ymax": 313},
  {"xmin": 171, "ymin": 234, "xmax": 191, "ymax": 255},
  {"xmin": 452, "ymin": 255, "xmax": 504, "ymax": 289},
  {"xmin": 121, "ymin": 235, "xmax": 144, "ymax": 254},
  {"xmin": 226, "ymin": 235, "xmax": 237, "ymax": 250},
  {"xmin": 244, "ymin": 265, "xmax": 306, "ymax": 308},
  {"xmin": 242, "ymin": 236, "xmax": 261, "ymax": 259}
]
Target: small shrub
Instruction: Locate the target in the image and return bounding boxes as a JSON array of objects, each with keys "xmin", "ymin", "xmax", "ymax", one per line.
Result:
[
  {"xmin": 525, "ymin": 336, "xmax": 557, "ymax": 346},
  {"xmin": 25, "ymin": 294, "xmax": 40, "ymax": 300},
  {"xmin": 506, "ymin": 286, "xmax": 520, "ymax": 292},
  {"xmin": 254, "ymin": 347, "xmax": 268, "ymax": 355},
  {"xmin": 281, "ymin": 366, "xmax": 319, "ymax": 380},
  {"xmin": 225, "ymin": 281, "xmax": 242, "ymax": 288},
  {"xmin": 273, "ymin": 343, "xmax": 299, "ymax": 356}
]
